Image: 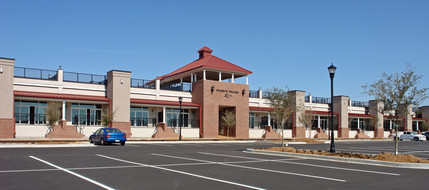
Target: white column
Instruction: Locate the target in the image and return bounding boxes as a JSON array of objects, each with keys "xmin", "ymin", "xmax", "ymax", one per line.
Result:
[
  {"xmin": 219, "ymin": 72, "xmax": 222, "ymax": 81},
  {"xmin": 245, "ymin": 75, "xmax": 248, "ymax": 85},
  {"xmin": 203, "ymin": 70, "xmax": 206, "ymax": 80},
  {"xmin": 357, "ymin": 118, "xmax": 360, "ymax": 129},
  {"xmin": 318, "ymin": 116, "xmax": 321, "ymax": 128},
  {"xmin": 163, "ymin": 107, "xmax": 166, "ymax": 123},
  {"xmin": 194, "ymin": 74, "xmax": 197, "ymax": 82},
  {"xmin": 62, "ymin": 101, "xmax": 66, "ymax": 121},
  {"xmin": 416, "ymin": 121, "xmax": 419, "ymax": 131},
  {"xmin": 390, "ymin": 120, "xmax": 392, "ymax": 130},
  {"xmin": 180, "ymin": 78, "xmax": 183, "ymax": 91},
  {"xmin": 191, "ymin": 73, "xmax": 193, "ymax": 83},
  {"xmin": 268, "ymin": 113, "xmax": 271, "ymax": 126},
  {"xmin": 231, "ymin": 73, "xmax": 235, "ymax": 83}
]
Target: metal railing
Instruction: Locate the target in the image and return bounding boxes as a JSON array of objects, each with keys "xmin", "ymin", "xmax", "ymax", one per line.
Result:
[
  {"xmin": 161, "ymin": 83, "xmax": 192, "ymax": 92},
  {"xmin": 72, "ymin": 115, "xmax": 102, "ymax": 126},
  {"xmin": 312, "ymin": 96, "xmax": 331, "ymax": 104},
  {"xmin": 167, "ymin": 119, "xmax": 200, "ymax": 128},
  {"xmin": 352, "ymin": 101, "xmax": 369, "ymax": 107},
  {"xmin": 130, "ymin": 117, "xmax": 157, "ymax": 127},
  {"xmin": 63, "ymin": 71, "xmax": 106, "ymax": 85},
  {"xmin": 249, "ymin": 90, "xmax": 259, "ymax": 98},
  {"xmin": 305, "ymin": 96, "xmax": 310, "ymax": 102},
  {"xmin": 14, "ymin": 67, "xmax": 57, "ymax": 80},
  {"xmin": 14, "ymin": 113, "xmax": 46, "ymax": 124},
  {"xmin": 262, "ymin": 91, "xmax": 270, "ymax": 98},
  {"xmin": 130, "ymin": 78, "xmax": 155, "ymax": 89}
]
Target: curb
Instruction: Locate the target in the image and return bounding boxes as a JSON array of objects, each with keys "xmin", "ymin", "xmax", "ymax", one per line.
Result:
[{"xmin": 245, "ymin": 148, "xmax": 429, "ymax": 169}]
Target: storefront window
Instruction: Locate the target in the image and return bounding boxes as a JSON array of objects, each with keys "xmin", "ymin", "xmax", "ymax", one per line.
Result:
[
  {"xmin": 71, "ymin": 104, "xmax": 102, "ymax": 126},
  {"xmin": 14, "ymin": 100, "xmax": 47, "ymax": 125}
]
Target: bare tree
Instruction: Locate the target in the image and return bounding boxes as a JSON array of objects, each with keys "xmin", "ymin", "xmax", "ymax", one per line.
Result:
[
  {"xmin": 101, "ymin": 109, "xmax": 116, "ymax": 128},
  {"xmin": 45, "ymin": 102, "xmax": 61, "ymax": 143},
  {"xmin": 221, "ymin": 110, "xmax": 236, "ymax": 137},
  {"xmin": 265, "ymin": 87, "xmax": 297, "ymax": 147},
  {"xmin": 363, "ymin": 64, "xmax": 428, "ymax": 154},
  {"xmin": 299, "ymin": 111, "xmax": 315, "ymax": 139}
]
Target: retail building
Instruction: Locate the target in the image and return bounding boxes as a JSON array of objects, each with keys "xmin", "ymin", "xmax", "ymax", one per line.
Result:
[{"xmin": 0, "ymin": 47, "xmax": 428, "ymax": 139}]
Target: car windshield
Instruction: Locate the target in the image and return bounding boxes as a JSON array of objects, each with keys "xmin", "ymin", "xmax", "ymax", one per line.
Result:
[
  {"xmin": 411, "ymin": 132, "xmax": 417, "ymax": 135},
  {"xmin": 105, "ymin": 128, "xmax": 122, "ymax": 133}
]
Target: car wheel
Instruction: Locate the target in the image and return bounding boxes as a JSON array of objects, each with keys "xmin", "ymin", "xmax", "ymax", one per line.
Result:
[
  {"xmin": 100, "ymin": 138, "xmax": 105, "ymax": 145},
  {"xmin": 89, "ymin": 138, "xmax": 93, "ymax": 143},
  {"xmin": 121, "ymin": 142, "xmax": 125, "ymax": 146},
  {"xmin": 414, "ymin": 137, "xmax": 419, "ymax": 141}
]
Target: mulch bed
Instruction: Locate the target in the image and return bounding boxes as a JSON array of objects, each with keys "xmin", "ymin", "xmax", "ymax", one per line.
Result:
[{"xmin": 264, "ymin": 147, "xmax": 429, "ymax": 163}]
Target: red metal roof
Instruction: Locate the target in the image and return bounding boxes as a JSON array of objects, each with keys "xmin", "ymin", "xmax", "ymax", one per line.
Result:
[
  {"xmin": 150, "ymin": 47, "xmax": 252, "ymax": 83},
  {"xmin": 14, "ymin": 91, "xmax": 110, "ymax": 102},
  {"xmin": 305, "ymin": 110, "xmax": 340, "ymax": 116},
  {"xmin": 412, "ymin": 117, "xmax": 428, "ymax": 121},
  {"xmin": 249, "ymin": 106, "xmax": 274, "ymax": 112},
  {"xmin": 131, "ymin": 98, "xmax": 200, "ymax": 107}
]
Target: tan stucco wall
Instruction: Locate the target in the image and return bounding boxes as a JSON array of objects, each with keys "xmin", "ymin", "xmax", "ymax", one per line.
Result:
[
  {"xmin": 0, "ymin": 58, "xmax": 15, "ymax": 119},
  {"xmin": 107, "ymin": 70, "xmax": 131, "ymax": 122}
]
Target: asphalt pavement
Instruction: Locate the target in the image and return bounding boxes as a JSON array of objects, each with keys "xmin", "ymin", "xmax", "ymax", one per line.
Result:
[{"xmin": 0, "ymin": 141, "xmax": 428, "ymax": 190}]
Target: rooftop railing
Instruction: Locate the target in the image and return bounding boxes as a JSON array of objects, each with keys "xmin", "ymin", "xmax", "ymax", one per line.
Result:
[
  {"xmin": 351, "ymin": 101, "xmax": 369, "ymax": 107},
  {"xmin": 130, "ymin": 78, "xmax": 155, "ymax": 89},
  {"xmin": 312, "ymin": 96, "xmax": 331, "ymax": 104},
  {"xmin": 160, "ymin": 83, "xmax": 192, "ymax": 92},
  {"xmin": 63, "ymin": 71, "xmax": 106, "ymax": 85},
  {"xmin": 249, "ymin": 90, "xmax": 259, "ymax": 98},
  {"xmin": 14, "ymin": 67, "xmax": 57, "ymax": 80}
]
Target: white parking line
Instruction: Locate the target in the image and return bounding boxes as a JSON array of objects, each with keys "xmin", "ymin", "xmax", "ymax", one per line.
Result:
[
  {"xmin": 29, "ymin": 156, "xmax": 115, "ymax": 190},
  {"xmin": 152, "ymin": 153, "xmax": 346, "ymax": 182},
  {"xmin": 199, "ymin": 152, "xmax": 400, "ymax": 176},
  {"xmin": 96, "ymin": 154, "xmax": 266, "ymax": 190}
]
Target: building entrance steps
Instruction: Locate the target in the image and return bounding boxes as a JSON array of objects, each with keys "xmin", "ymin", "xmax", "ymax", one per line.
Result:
[
  {"xmin": 261, "ymin": 126, "xmax": 280, "ymax": 139},
  {"xmin": 45, "ymin": 120, "xmax": 85, "ymax": 138},
  {"xmin": 354, "ymin": 129, "xmax": 371, "ymax": 139},
  {"xmin": 152, "ymin": 123, "xmax": 180, "ymax": 138},
  {"xmin": 314, "ymin": 128, "xmax": 329, "ymax": 140}
]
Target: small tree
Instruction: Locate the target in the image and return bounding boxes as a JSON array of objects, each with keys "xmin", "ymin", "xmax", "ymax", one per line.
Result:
[
  {"xmin": 421, "ymin": 121, "xmax": 429, "ymax": 132},
  {"xmin": 101, "ymin": 109, "xmax": 115, "ymax": 128},
  {"xmin": 363, "ymin": 64, "xmax": 428, "ymax": 154},
  {"xmin": 45, "ymin": 102, "xmax": 61, "ymax": 142},
  {"xmin": 221, "ymin": 110, "xmax": 236, "ymax": 137},
  {"xmin": 299, "ymin": 111, "xmax": 315, "ymax": 139},
  {"xmin": 265, "ymin": 87, "xmax": 297, "ymax": 147}
]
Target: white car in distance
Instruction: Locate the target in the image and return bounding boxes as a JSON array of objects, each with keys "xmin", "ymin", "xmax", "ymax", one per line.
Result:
[{"xmin": 399, "ymin": 131, "xmax": 427, "ymax": 141}]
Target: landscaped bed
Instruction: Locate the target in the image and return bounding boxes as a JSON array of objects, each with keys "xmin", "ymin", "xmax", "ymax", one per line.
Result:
[{"xmin": 264, "ymin": 147, "xmax": 429, "ymax": 163}]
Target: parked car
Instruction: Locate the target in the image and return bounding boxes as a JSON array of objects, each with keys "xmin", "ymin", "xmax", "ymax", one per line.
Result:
[
  {"xmin": 422, "ymin": 131, "xmax": 429, "ymax": 141},
  {"xmin": 89, "ymin": 128, "xmax": 126, "ymax": 145},
  {"xmin": 399, "ymin": 131, "xmax": 426, "ymax": 141}
]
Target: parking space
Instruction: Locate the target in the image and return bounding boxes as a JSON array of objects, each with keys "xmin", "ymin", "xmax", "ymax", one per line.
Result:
[{"xmin": 0, "ymin": 141, "xmax": 428, "ymax": 189}]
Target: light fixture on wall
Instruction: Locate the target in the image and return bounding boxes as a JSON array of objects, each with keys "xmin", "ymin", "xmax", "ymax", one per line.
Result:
[
  {"xmin": 211, "ymin": 85, "xmax": 215, "ymax": 94},
  {"xmin": 242, "ymin": 89, "xmax": 246, "ymax": 96},
  {"xmin": 120, "ymin": 78, "xmax": 123, "ymax": 84},
  {"xmin": 0, "ymin": 66, "xmax": 3, "ymax": 74}
]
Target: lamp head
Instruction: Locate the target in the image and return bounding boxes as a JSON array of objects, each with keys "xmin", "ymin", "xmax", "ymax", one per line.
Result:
[
  {"xmin": 178, "ymin": 96, "xmax": 183, "ymax": 102},
  {"xmin": 328, "ymin": 63, "xmax": 337, "ymax": 78}
]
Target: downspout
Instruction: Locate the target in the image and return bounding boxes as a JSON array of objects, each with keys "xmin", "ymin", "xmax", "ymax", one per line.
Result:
[
  {"xmin": 292, "ymin": 112, "xmax": 295, "ymax": 138},
  {"xmin": 337, "ymin": 113, "xmax": 340, "ymax": 138},
  {"xmin": 199, "ymin": 105, "xmax": 202, "ymax": 138},
  {"xmin": 13, "ymin": 93, "xmax": 16, "ymax": 138},
  {"xmin": 109, "ymin": 99, "xmax": 112, "ymax": 128}
]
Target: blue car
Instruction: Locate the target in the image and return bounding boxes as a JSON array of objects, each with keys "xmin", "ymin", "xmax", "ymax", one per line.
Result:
[{"xmin": 89, "ymin": 128, "xmax": 126, "ymax": 145}]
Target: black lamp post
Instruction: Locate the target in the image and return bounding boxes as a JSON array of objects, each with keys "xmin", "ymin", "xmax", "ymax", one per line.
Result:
[
  {"xmin": 328, "ymin": 64, "xmax": 336, "ymax": 153},
  {"xmin": 178, "ymin": 96, "xmax": 183, "ymax": 141}
]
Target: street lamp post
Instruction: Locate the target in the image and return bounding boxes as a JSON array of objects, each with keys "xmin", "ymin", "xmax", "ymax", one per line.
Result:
[
  {"xmin": 328, "ymin": 64, "xmax": 336, "ymax": 153},
  {"xmin": 178, "ymin": 96, "xmax": 183, "ymax": 141}
]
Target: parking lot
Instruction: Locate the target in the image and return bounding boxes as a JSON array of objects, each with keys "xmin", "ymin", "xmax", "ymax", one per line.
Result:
[{"xmin": 0, "ymin": 141, "xmax": 428, "ymax": 190}]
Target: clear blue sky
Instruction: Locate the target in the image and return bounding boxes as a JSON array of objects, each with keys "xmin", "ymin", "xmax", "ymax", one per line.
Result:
[{"xmin": 1, "ymin": 0, "xmax": 428, "ymax": 105}]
